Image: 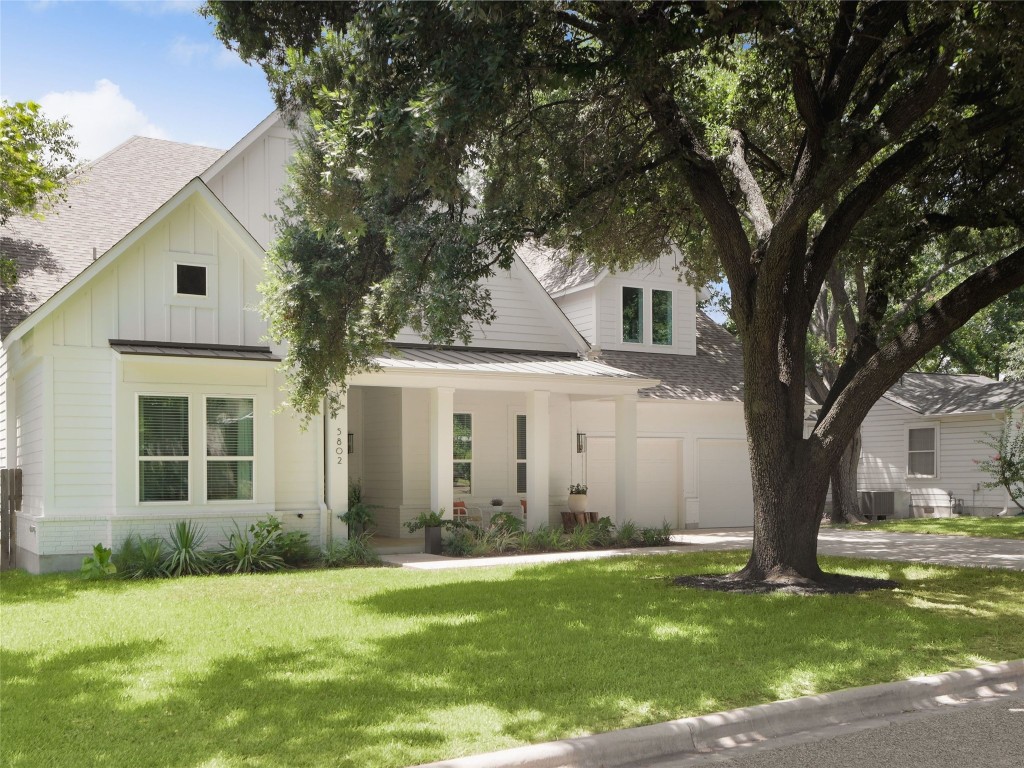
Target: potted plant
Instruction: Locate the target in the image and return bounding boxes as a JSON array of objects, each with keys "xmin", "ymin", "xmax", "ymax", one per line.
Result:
[
  {"xmin": 490, "ymin": 498, "xmax": 504, "ymax": 514},
  {"xmin": 405, "ymin": 510, "xmax": 446, "ymax": 555},
  {"xmin": 568, "ymin": 483, "xmax": 589, "ymax": 527}
]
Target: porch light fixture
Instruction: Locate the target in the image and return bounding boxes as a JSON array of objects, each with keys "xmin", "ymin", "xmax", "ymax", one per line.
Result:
[
  {"xmin": 348, "ymin": 433, "xmax": 355, "ymax": 454},
  {"xmin": 576, "ymin": 432, "xmax": 587, "ymax": 453}
]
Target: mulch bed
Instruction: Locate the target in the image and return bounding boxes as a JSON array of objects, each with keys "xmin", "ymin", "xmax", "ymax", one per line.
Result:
[{"xmin": 673, "ymin": 573, "xmax": 900, "ymax": 596}]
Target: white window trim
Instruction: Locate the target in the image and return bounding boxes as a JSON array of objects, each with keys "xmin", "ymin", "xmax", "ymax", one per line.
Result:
[
  {"xmin": 906, "ymin": 422, "xmax": 940, "ymax": 479},
  {"xmin": 512, "ymin": 411, "xmax": 527, "ymax": 495},
  {"xmin": 620, "ymin": 285, "xmax": 645, "ymax": 344},
  {"xmin": 204, "ymin": 395, "xmax": 257, "ymax": 504},
  {"xmin": 173, "ymin": 261, "xmax": 210, "ymax": 299},
  {"xmin": 651, "ymin": 288, "xmax": 673, "ymax": 346},
  {"xmin": 137, "ymin": 393, "xmax": 192, "ymax": 505},
  {"xmin": 453, "ymin": 411, "xmax": 473, "ymax": 495}
]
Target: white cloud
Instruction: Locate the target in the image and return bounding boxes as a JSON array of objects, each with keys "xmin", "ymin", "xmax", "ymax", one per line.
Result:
[
  {"xmin": 169, "ymin": 36, "xmax": 210, "ymax": 65},
  {"xmin": 39, "ymin": 79, "xmax": 169, "ymax": 160}
]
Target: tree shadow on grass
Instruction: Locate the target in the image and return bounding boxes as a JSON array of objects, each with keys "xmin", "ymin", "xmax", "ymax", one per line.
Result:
[
  {"xmin": 0, "ymin": 570, "xmax": 145, "ymax": 606},
  {"xmin": 2, "ymin": 553, "xmax": 1021, "ymax": 768}
]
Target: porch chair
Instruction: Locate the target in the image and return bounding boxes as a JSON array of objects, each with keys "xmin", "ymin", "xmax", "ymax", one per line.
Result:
[
  {"xmin": 452, "ymin": 500, "xmax": 484, "ymax": 527},
  {"xmin": 519, "ymin": 499, "xmax": 527, "ymax": 523}
]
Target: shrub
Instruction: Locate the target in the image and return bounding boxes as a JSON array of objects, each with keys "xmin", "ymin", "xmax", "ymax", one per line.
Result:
[
  {"xmin": 529, "ymin": 526, "xmax": 566, "ymax": 552},
  {"xmin": 117, "ymin": 534, "xmax": 169, "ymax": 579},
  {"xmin": 218, "ymin": 522, "xmax": 286, "ymax": 574},
  {"xmin": 639, "ymin": 522, "xmax": 672, "ymax": 547},
  {"xmin": 405, "ymin": 510, "xmax": 446, "ymax": 533},
  {"xmin": 274, "ymin": 530, "xmax": 315, "ymax": 566},
  {"xmin": 488, "ymin": 511, "xmax": 524, "ymax": 535},
  {"xmin": 443, "ymin": 528, "xmax": 476, "ymax": 557},
  {"xmin": 81, "ymin": 543, "xmax": 116, "ymax": 580},
  {"xmin": 590, "ymin": 517, "xmax": 616, "ymax": 548},
  {"xmin": 321, "ymin": 532, "xmax": 382, "ymax": 567},
  {"xmin": 566, "ymin": 524, "xmax": 598, "ymax": 550},
  {"xmin": 615, "ymin": 520, "xmax": 642, "ymax": 547},
  {"xmin": 340, "ymin": 482, "xmax": 377, "ymax": 536},
  {"xmin": 166, "ymin": 520, "xmax": 213, "ymax": 576}
]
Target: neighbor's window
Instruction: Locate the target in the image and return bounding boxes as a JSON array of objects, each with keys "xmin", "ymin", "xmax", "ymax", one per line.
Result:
[
  {"xmin": 176, "ymin": 263, "xmax": 207, "ymax": 296},
  {"xmin": 138, "ymin": 395, "xmax": 189, "ymax": 503},
  {"xmin": 908, "ymin": 427, "xmax": 937, "ymax": 477},
  {"xmin": 515, "ymin": 414, "xmax": 527, "ymax": 494},
  {"xmin": 206, "ymin": 397, "xmax": 255, "ymax": 501},
  {"xmin": 622, "ymin": 286, "xmax": 643, "ymax": 343},
  {"xmin": 652, "ymin": 289, "xmax": 673, "ymax": 345},
  {"xmin": 453, "ymin": 413, "xmax": 472, "ymax": 495}
]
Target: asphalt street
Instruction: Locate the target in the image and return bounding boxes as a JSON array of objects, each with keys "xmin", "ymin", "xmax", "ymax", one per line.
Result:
[{"xmin": 633, "ymin": 692, "xmax": 1024, "ymax": 768}]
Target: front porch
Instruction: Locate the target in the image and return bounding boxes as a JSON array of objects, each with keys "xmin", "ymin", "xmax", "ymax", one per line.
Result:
[{"xmin": 326, "ymin": 348, "xmax": 659, "ymax": 542}]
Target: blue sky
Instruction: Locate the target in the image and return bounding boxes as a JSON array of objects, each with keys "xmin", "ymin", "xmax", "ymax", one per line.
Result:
[{"xmin": 1, "ymin": 0, "xmax": 275, "ymax": 160}]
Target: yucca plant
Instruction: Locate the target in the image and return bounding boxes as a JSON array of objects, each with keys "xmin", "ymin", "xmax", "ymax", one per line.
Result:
[
  {"xmin": 117, "ymin": 534, "xmax": 169, "ymax": 579},
  {"xmin": 165, "ymin": 520, "xmax": 213, "ymax": 576},
  {"xmin": 218, "ymin": 522, "xmax": 286, "ymax": 573}
]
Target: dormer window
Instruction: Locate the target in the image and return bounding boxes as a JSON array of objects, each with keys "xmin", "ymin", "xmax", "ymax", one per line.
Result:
[
  {"xmin": 176, "ymin": 264, "xmax": 207, "ymax": 297},
  {"xmin": 652, "ymin": 289, "xmax": 673, "ymax": 345},
  {"xmin": 622, "ymin": 287, "xmax": 643, "ymax": 343}
]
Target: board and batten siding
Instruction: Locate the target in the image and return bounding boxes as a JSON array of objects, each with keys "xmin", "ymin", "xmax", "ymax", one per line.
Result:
[
  {"xmin": 859, "ymin": 397, "xmax": 1009, "ymax": 513},
  {"xmin": 594, "ymin": 253, "xmax": 698, "ymax": 355},
  {"xmin": 391, "ymin": 258, "xmax": 582, "ymax": 353},
  {"xmin": 204, "ymin": 119, "xmax": 295, "ymax": 250}
]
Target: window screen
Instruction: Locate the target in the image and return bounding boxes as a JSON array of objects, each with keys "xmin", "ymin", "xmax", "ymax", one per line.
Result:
[
  {"xmin": 652, "ymin": 289, "xmax": 673, "ymax": 345},
  {"xmin": 207, "ymin": 397, "xmax": 254, "ymax": 501},
  {"xmin": 908, "ymin": 427, "xmax": 936, "ymax": 477},
  {"xmin": 176, "ymin": 263, "xmax": 207, "ymax": 296},
  {"xmin": 516, "ymin": 414, "xmax": 527, "ymax": 493},
  {"xmin": 138, "ymin": 395, "xmax": 189, "ymax": 502},
  {"xmin": 622, "ymin": 287, "xmax": 643, "ymax": 343},
  {"xmin": 453, "ymin": 413, "xmax": 472, "ymax": 494}
]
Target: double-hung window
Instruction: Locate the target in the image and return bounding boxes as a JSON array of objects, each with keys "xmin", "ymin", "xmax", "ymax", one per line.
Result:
[
  {"xmin": 907, "ymin": 426, "xmax": 937, "ymax": 478},
  {"xmin": 515, "ymin": 414, "xmax": 527, "ymax": 493},
  {"xmin": 453, "ymin": 413, "xmax": 472, "ymax": 494},
  {"xmin": 138, "ymin": 395, "xmax": 190, "ymax": 502},
  {"xmin": 206, "ymin": 397, "xmax": 255, "ymax": 501}
]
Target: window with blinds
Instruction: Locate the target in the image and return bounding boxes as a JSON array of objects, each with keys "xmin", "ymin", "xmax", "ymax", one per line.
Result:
[
  {"xmin": 453, "ymin": 413, "xmax": 472, "ymax": 495},
  {"xmin": 515, "ymin": 414, "xmax": 527, "ymax": 493},
  {"xmin": 206, "ymin": 397, "xmax": 255, "ymax": 501},
  {"xmin": 138, "ymin": 395, "xmax": 189, "ymax": 502}
]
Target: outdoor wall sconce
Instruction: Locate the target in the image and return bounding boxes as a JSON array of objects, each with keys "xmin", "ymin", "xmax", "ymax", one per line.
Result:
[
  {"xmin": 348, "ymin": 433, "xmax": 355, "ymax": 454},
  {"xmin": 576, "ymin": 432, "xmax": 587, "ymax": 453}
]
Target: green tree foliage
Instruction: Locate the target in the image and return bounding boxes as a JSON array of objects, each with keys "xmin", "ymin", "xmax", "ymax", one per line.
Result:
[
  {"xmin": 205, "ymin": 1, "xmax": 1024, "ymax": 581},
  {"xmin": 977, "ymin": 411, "xmax": 1024, "ymax": 514},
  {"xmin": 0, "ymin": 100, "xmax": 78, "ymax": 287}
]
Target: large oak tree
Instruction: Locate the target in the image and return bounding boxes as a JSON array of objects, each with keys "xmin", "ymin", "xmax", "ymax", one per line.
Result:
[{"xmin": 204, "ymin": 1, "xmax": 1024, "ymax": 584}]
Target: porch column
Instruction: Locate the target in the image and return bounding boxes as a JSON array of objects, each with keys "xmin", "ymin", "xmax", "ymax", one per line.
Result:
[
  {"xmin": 526, "ymin": 389, "xmax": 550, "ymax": 530},
  {"xmin": 325, "ymin": 393, "xmax": 348, "ymax": 541},
  {"xmin": 615, "ymin": 393, "xmax": 638, "ymax": 525},
  {"xmin": 429, "ymin": 386, "xmax": 455, "ymax": 518}
]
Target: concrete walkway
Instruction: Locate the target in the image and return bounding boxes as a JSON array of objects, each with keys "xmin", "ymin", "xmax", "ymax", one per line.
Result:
[{"xmin": 381, "ymin": 528, "xmax": 1024, "ymax": 570}]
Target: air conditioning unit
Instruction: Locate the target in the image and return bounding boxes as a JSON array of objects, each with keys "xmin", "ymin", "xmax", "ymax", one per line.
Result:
[{"xmin": 858, "ymin": 490, "xmax": 912, "ymax": 520}]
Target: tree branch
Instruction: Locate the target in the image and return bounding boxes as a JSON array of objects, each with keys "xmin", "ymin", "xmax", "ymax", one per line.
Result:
[
  {"xmin": 812, "ymin": 244, "xmax": 1024, "ymax": 460},
  {"xmin": 726, "ymin": 129, "xmax": 773, "ymax": 241}
]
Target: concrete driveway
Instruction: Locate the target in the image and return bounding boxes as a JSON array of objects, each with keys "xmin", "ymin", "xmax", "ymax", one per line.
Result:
[{"xmin": 679, "ymin": 528, "xmax": 1024, "ymax": 571}]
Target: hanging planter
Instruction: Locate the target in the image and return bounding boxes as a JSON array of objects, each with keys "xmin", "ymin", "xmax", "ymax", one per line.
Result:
[{"xmin": 568, "ymin": 483, "xmax": 588, "ymax": 527}]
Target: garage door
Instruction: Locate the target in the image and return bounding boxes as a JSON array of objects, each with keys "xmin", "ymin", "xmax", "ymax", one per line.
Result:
[
  {"xmin": 697, "ymin": 439, "xmax": 754, "ymax": 528},
  {"xmin": 585, "ymin": 438, "xmax": 681, "ymax": 528}
]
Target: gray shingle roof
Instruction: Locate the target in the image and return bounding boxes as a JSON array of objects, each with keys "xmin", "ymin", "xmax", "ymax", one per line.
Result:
[
  {"xmin": 2, "ymin": 136, "xmax": 224, "ymax": 337},
  {"xmin": 517, "ymin": 241, "xmax": 600, "ymax": 294},
  {"xmin": 885, "ymin": 372, "xmax": 1024, "ymax": 415},
  {"xmin": 599, "ymin": 312, "xmax": 744, "ymax": 401}
]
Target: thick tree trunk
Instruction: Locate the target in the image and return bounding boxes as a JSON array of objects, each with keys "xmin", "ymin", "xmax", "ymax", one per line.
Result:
[{"xmin": 829, "ymin": 428, "xmax": 865, "ymax": 524}]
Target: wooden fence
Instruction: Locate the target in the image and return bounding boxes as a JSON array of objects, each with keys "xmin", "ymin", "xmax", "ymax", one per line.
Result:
[{"xmin": 1, "ymin": 468, "xmax": 21, "ymax": 570}]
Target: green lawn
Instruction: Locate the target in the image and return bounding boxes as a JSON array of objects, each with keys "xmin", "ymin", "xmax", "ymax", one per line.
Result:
[
  {"xmin": 849, "ymin": 515, "xmax": 1024, "ymax": 540},
  {"xmin": 2, "ymin": 552, "xmax": 1023, "ymax": 768}
]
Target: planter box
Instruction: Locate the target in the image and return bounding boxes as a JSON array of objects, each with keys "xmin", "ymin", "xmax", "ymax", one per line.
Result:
[{"xmin": 424, "ymin": 526, "xmax": 443, "ymax": 555}]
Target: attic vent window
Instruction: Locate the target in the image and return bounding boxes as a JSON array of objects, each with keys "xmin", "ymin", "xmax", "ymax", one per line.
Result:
[{"xmin": 176, "ymin": 264, "xmax": 207, "ymax": 296}]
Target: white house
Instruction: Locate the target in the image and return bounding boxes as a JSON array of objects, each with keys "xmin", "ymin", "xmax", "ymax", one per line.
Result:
[
  {"xmin": 858, "ymin": 372, "xmax": 1024, "ymax": 518},
  {"xmin": 0, "ymin": 113, "xmax": 753, "ymax": 573}
]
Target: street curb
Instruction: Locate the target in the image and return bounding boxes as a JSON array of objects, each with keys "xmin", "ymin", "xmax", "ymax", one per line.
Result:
[{"xmin": 412, "ymin": 660, "xmax": 1022, "ymax": 768}]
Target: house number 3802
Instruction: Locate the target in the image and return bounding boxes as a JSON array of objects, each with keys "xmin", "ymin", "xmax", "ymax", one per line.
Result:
[{"xmin": 336, "ymin": 429, "xmax": 346, "ymax": 465}]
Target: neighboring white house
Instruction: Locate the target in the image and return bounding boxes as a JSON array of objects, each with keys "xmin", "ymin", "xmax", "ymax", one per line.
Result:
[
  {"xmin": 858, "ymin": 372, "xmax": 1024, "ymax": 518},
  {"xmin": 1, "ymin": 113, "xmax": 753, "ymax": 573}
]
